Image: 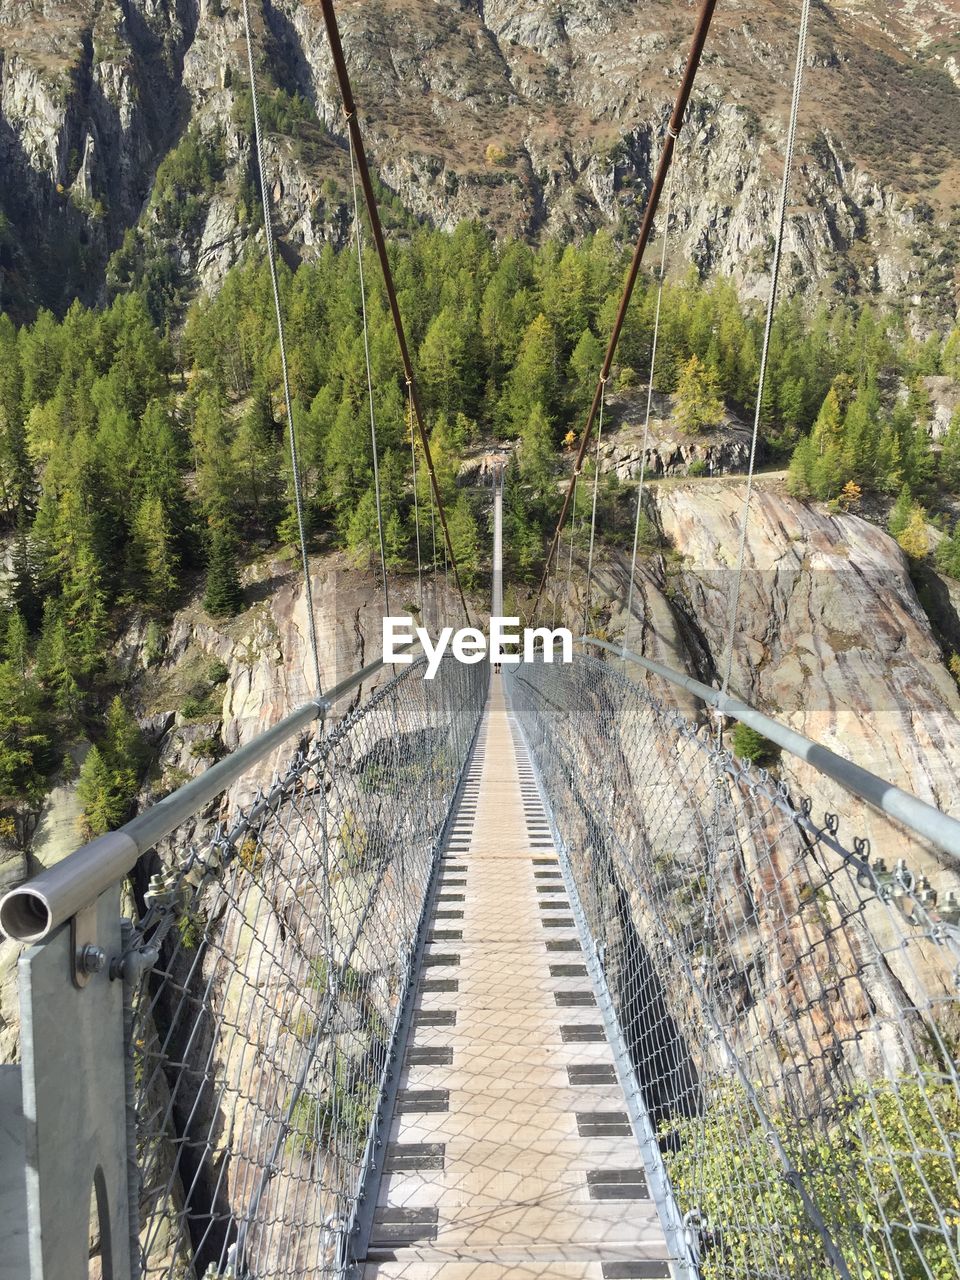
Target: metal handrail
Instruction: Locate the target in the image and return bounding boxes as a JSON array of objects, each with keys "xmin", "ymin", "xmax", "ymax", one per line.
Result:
[
  {"xmin": 0, "ymin": 643, "xmax": 418, "ymax": 943},
  {"xmin": 582, "ymin": 636, "xmax": 960, "ymax": 860}
]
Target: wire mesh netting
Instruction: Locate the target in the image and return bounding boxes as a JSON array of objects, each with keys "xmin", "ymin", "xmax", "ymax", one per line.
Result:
[
  {"xmin": 125, "ymin": 655, "xmax": 486, "ymax": 1279},
  {"xmin": 508, "ymin": 653, "xmax": 960, "ymax": 1280}
]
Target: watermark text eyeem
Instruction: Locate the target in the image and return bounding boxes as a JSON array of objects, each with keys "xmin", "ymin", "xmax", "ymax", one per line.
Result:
[{"xmin": 384, "ymin": 617, "xmax": 573, "ymax": 679}]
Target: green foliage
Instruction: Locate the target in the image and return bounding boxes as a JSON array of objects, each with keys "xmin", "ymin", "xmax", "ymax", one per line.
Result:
[
  {"xmin": 0, "ymin": 659, "xmax": 54, "ymax": 809},
  {"xmin": 203, "ymin": 528, "xmax": 244, "ymax": 618},
  {"xmin": 5, "ymin": 219, "xmax": 959, "ymax": 822},
  {"xmin": 935, "ymin": 522, "xmax": 960, "ymax": 579},
  {"xmin": 730, "ymin": 721, "xmax": 776, "ymax": 766},
  {"xmin": 77, "ymin": 697, "xmax": 147, "ymax": 837},
  {"xmin": 663, "ymin": 1074, "xmax": 960, "ymax": 1280},
  {"xmin": 674, "ymin": 354, "xmax": 725, "ymax": 434},
  {"xmin": 286, "ymin": 1064, "xmax": 375, "ymax": 1158}
]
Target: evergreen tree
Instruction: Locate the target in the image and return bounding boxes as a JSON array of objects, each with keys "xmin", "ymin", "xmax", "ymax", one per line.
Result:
[
  {"xmin": 130, "ymin": 496, "xmax": 180, "ymax": 609},
  {"xmin": 77, "ymin": 746, "xmax": 129, "ymax": 838},
  {"xmin": 35, "ymin": 602, "xmax": 81, "ymax": 714},
  {"xmin": 935, "ymin": 523, "xmax": 960, "ymax": 579},
  {"xmin": 941, "ymin": 409, "xmax": 960, "ymax": 490},
  {"xmin": 193, "ymin": 388, "xmax": 235, "ymax": 525},
  {"xmin": 4, "ymin": 609, "xmax": 29, "ymax": 678},
  {"xmin": 232, "ymin": 388, "xmax": 281, "ymax": 531},
  {"xmin": 896, "ymin": 507, "xmax": 929, "ymax": 561},
  {"xmin": 203, "ymin": 527, "xmax": 244, "ymax": 617},
  {"xmin": 519, "ymin": 402, "xmax": 556, "ymax": 503},
  {"xmin": 503, "ymin": 314, "xmax": 558, "ymax": 435},
  {"xmin": 943, "ymin": 326, "xmax": 960, "ymax": 380},
  {"xmin": 568, "ymin": 329, "xmax": 604, "ymax": 413},
  {"xmin": 674, "ymin": 355, "xmax": 724, "ymax": 434},
  {"xmin": 787, "ymin": 435, "xmax": 815, "ymax": 499},
  {"xmin": 446, "ymin": 493, "xmax": 481, "ymax": 589},
  {"xmin": 888, "ymin": 486, "xmax": 914, "ymax": 539},
  {"xmin": 0, "ymin": 660, "xmax": 52, "ymax": 808}
]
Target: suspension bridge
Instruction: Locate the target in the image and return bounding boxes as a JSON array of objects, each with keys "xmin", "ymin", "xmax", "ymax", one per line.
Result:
[{"xmin": 2, "ymin": 1, "xmax": 960, "ymax": 1278}]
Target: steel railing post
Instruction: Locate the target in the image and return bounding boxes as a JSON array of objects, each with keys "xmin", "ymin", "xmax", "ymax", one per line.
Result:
[{"xmin": 18, "ymin": 887, "xmax": 133, "ymax": 1279}]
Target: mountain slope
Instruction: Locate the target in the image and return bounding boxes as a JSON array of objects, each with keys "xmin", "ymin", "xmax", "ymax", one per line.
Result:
[{"xmin": 1, "ymin": 0, "xmax": 958, "ymax": 319}]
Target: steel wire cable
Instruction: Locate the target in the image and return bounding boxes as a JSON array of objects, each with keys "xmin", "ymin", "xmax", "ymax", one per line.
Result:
[
  {"xmin": 533, "ymin": 0, "xmax": 719, "ymax": 618},
  {"xmin": 317, "ymin": 0, "xmax": 472, "ymax": 626},
  {"xmin": 624, "ymin": 174, "xmax": 675, "ymax": 647},
  {"xmin": 720, "ymin": 0, "xmax": 812, "ymax": 697},
  {"xmin": 241, "ymin": 0, "xmax": 323, "ymax": 696},
  {"xmin": 408, "ymin": 381, "xmax": 424, "ymax": 619},
  {"xmin": 583, "ymin": 378, "xmax": 607, "ymax": 636},
  {"xmin": 348, "ymin": 130, "xmax": 391, "ymax": 619}
]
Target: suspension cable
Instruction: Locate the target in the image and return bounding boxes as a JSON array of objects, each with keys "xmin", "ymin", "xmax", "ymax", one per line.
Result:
[
  {"xmin": 429, "ymin": 492, "xmax": 438, "ymax": 631},
  {"xmin": 624, "ymin": 177, "xmax": 674, "ymax": 648},
  {"xmin": 318, "ymin": 0, "xmax": 471, "ymax": 627},
  {"xmin": 241, "ymin": 0, "xmax": 323, "ymax": 696},
  {"xmin": 565, "ymin": 473, "xmax": 580, "ymax": 620},
  {"xmin": 348, "ymin": 130, "xmax": 391, "ymax": 619},
  {"xmin": 720, "ymin": 0, "xmax": 811, "ymax": 697},
  {"xmin": 408, "ymin": 381, "xmax": 424, "ymax": 619},
  {"xmin": 582, "ymin": 378, "xmax": 607, "ymax": 635},
  {"xmin": 533, "ymin": 0, "xmax": 718, "ymax": 620}
]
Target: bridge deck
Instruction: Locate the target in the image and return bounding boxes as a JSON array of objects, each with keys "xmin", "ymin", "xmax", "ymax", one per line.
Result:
[{"xmin": 363, "ymin": 679, "xmax": 670, "ymax": 1279}]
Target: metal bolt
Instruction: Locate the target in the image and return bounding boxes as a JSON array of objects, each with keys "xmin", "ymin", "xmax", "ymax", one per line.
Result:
[
  {"xmin": 144, "ymin": 873, "xmax": 166, "ymax": 908},
  {"xmin": 77, "ymin": 944, "xmax": 107, "ymax": 976}
]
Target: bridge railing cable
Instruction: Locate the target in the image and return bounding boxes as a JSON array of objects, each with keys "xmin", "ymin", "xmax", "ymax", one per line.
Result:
[
  {"xmin": 508, "ymin": 651, "xmax": 960, "ymax": 1280},
  {"xmin": 2, "ymin": 655, "xmax": 487, "ymax": 1279}
]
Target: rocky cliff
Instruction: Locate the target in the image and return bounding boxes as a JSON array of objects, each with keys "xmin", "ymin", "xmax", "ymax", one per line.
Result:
[
  {"xmin": 574, "ymin": 479, "xmax": 960, "ymax": 899},
  {"xmin": 1, "ymin": 1, "xmax": 958, "ymax": 318}
]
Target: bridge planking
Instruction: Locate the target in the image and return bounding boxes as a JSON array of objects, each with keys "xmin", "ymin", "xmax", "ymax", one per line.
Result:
[{"xmin": 361, "ymin": 680, "xmax": 671, "ymax": 1279}]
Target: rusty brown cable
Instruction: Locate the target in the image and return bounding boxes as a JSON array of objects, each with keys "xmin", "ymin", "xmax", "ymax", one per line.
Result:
[
  {"xmin": 532, "ymin": 0, "xmax": 719, "ymax": 618},
  {"xmin": 318, "ymin": 0, "xmax": 471, "ymax": 627}
]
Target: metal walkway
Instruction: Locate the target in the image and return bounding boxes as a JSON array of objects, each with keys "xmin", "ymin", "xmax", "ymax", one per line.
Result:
[{"xmin": 364, "ymin": 678, "xmax": 669, "ymax": 1278}]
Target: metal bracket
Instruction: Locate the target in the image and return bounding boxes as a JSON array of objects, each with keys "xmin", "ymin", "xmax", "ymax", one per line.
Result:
[{"xmin": 71, "ymin": 902, "xmax": 107, "ymax": 989}]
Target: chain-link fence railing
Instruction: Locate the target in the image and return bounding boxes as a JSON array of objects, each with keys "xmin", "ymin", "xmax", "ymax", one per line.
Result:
[
  {"xmin": 126, "ymin": 653, "xmax": 486, "ymax": 1279},
  {"xmin": 0, "ymin": 652, "xmax": 484, "ymax": 1280},
  {"xmin": 508, "ymin": 651, "xmax": 960, "ymax": 1280}
]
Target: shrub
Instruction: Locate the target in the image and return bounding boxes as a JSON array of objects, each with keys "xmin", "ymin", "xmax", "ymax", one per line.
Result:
[
  {"xmin": 663, "ymin": 1074, "xmax": 960, "ymax": 1280},
  {"xmin": 730, "ymin": 721, "xmax": 776, "ymax": 766},
  {"xmin": 207, "ymin": 659, "xmax": 230, "ymax": 685}
]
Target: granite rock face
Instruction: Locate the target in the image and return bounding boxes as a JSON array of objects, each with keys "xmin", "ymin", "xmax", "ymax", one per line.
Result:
[{"xmin": 584, "ymin": 481, "xmax": 960, "ymax": 899}]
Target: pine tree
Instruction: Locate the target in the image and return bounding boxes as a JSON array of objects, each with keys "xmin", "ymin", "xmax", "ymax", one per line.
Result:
[
  {"xmin": 673, "ymin": 355, "xmax": 724, "ymax": 434},
  {"xmin": 35, "ymin": 603, "xmax": 80, "ymax": 714},
  {"xmin": 130, "ymin": 495, "xmax": 179, "ymax": 609},
  {"xmin": 519, "ymin": 402, "xmax": 556, "ymax": 502},
  {"xmin": 943, "ymin": 326, "xmax": 960, "ymax": 380},
  {"xmin": 504, "ymin": 314, "xmax": 558, "ymax": 435},
  {"xmin": 446, "ymin": 492, "xmax": 481, "ymax": 589},
  {"xmin": 787, "ymin": 436, "xmax": 816, "ymax": 499},
  {"xmin": 4, "ymin": 609, "xmax": 29, "ymax": 678},
  {"xmin": 203, "ymin": 527, "xmax": 244, "ymax": 617},
  {"xmin": 942, "ymin": 409, "xmax": 960, "ymax": 491},
  {"xmin": 346, "ymin": 488, "xmax": 381, "ymax": 569},
  {"xmin": 935, "ymin": 523, "xmax": 960, "ymax": 579},
  {"xmin": 888, "ymin": 486, "xmax": 914, "ymax": 539},
  {"xmin": 0, "ymin": 660, "xmax": 52, "ymax": 808},
  {"xmin": 193, "ymin": 388, "xmax": 235, "ymax": 525},
  {"xmin": 897, "ymin": 507, "xmax": 929, "ymax": 561},
  {"xmin": 77, "ymin": 745, "xmax": 129, "ymax": 838},
  {"xmin": 568, "ymin": 329, "xmax": 604, "ymax": 413}
]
